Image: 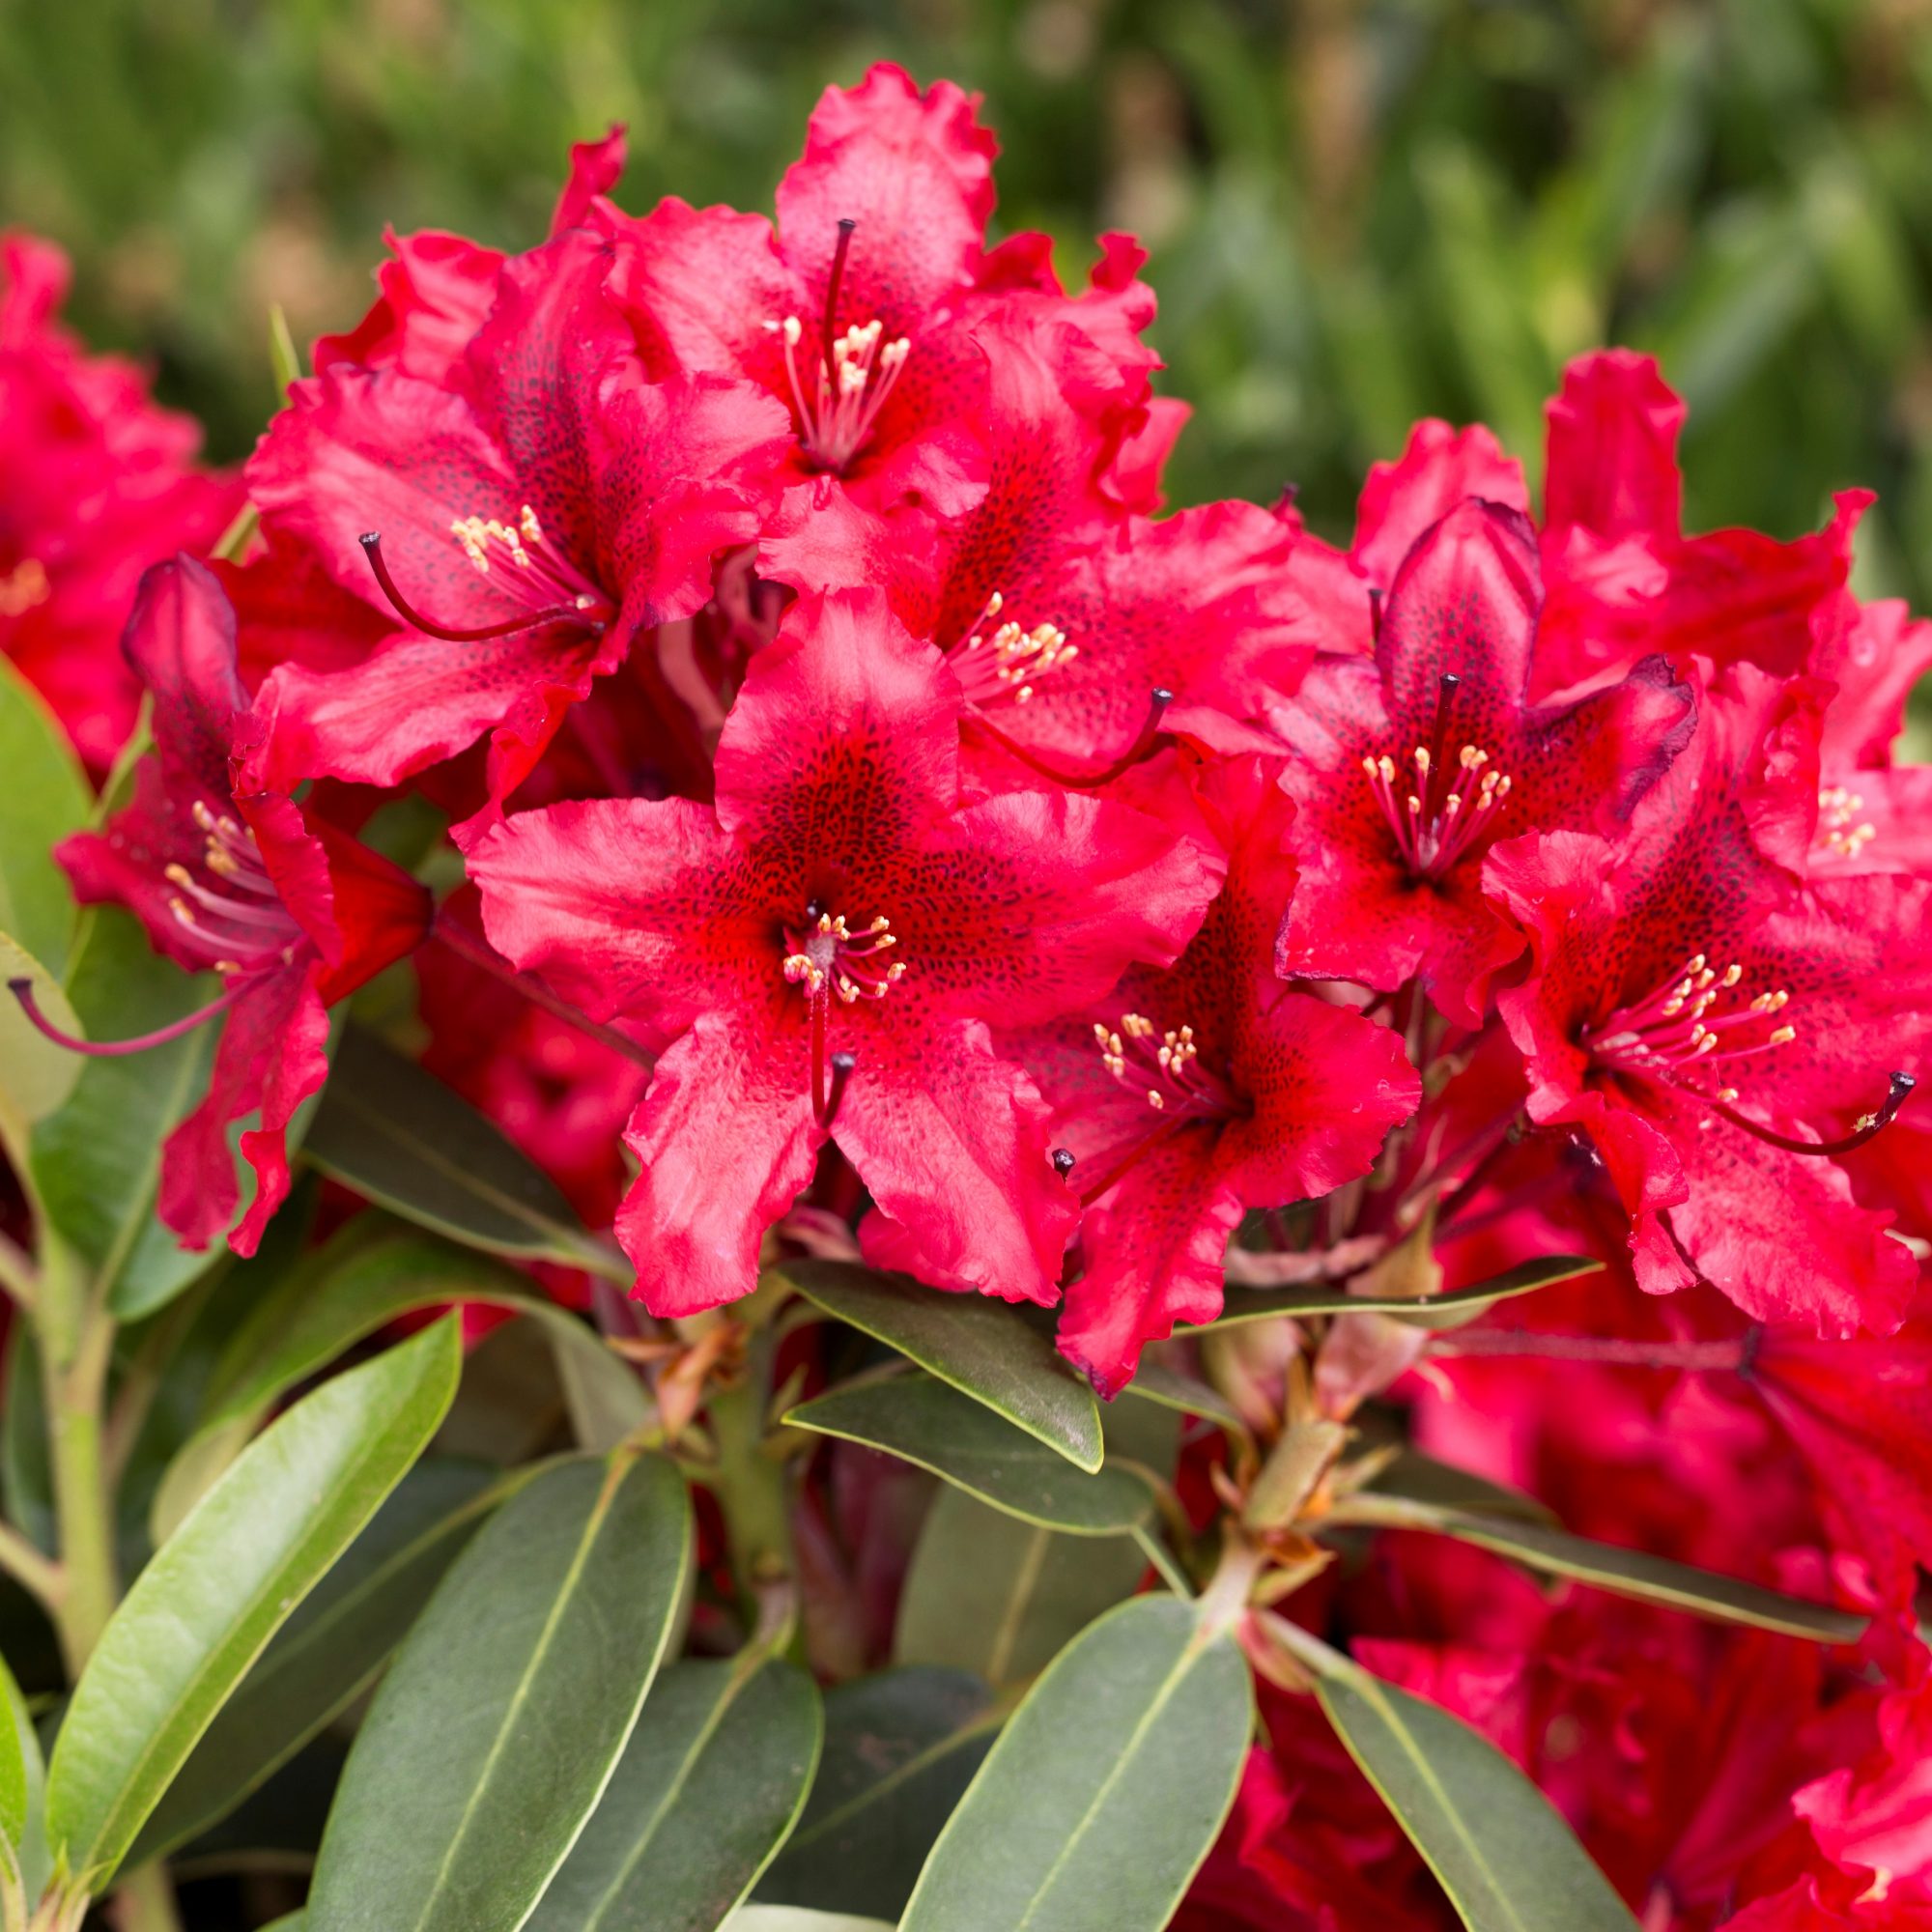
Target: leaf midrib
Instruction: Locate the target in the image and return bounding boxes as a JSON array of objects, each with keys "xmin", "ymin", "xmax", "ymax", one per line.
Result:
[
  {"xmin": 74, "ymin": 1407, "xmax": 412, "ymax": 1880},
  {"xmin": 405, "ymin": 1461, "xmax": 626, "ymax": 1932}
]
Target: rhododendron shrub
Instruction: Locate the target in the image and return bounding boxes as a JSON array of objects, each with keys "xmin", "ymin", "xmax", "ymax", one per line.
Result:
[{"xmin": 0, "ymin": 67, "xmax": 1927, "ymax": 1932}]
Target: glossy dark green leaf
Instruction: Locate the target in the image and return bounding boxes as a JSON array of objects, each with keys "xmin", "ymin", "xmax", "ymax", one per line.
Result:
[
  {"xmin": 756, "ymin": 1669, "xmax": 996, "ymax": 1922},
  {"xmin": 1365, "ymin": 1452, "xmax": 1558, "ymax": 1526},
  {"xmin": 1191, "ymin": 1256, "xmax": 1602, "ymax": 1330},
  {"xmin": 29, "ymin": 909, "xmax": 220, "ymax": 1313},
  {"xmin": 130, "ymin": 1459, "xmax": 505, "ymax": 1864},
  {"xmin": 155, "ymin": 1228, "xmax": 640, "ymax": 1529},
  {"xmin": 527, "ymin": 1657, "xmax": 821, "ymax": 1932},
  {"xmin": 899, "ymin": 1596, "xmax": 1250, "ymax": 1932},
  {"xmin": 895, "ymin": 1485, "xmax": 1146, "ymax": 1685},
  {"xmin": 724, "ymin": 1914, "xmax": 893, "ymax": 1932},
  {"xmin": 1121, "ymin": 1359, "xmax": 1248, "ymax": 1438},
  {"xmin": 785, "ymin": 1374, "xmax": 1152, "ymax": 1534},
  {"xmin": 2, "ymin": 1326, "xmax": 53, "ymax": 1556},
  {"xmin": 777, "ymin": 1259, "xmax": 1101, "ymax": 1471},
  {"xmin": 0, "ymin": 658, "xmax": 89, "ymax": 975},
  {"xmin": 45, "ymin": 1318, "xmax": 462, "ymax": 1888},
  {"xmin": 1315, "ymin": 1660, "xmax": 1640, "ymax": 1931},
  {"xmin": 303, "ymin": 1027, "xmax": 620, "ymax": 1275},
  {"xmin": 1339, "ymin": 1500, "xmax": 1865, "ymax": 1642},
  {"xmin": 306, "ymin": 1452, "xmax": 692, "ymax": 1932}
]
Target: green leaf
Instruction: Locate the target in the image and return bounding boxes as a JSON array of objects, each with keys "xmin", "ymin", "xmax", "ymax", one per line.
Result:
[
  {"xmin": 155, "ymin": 1227, "xmax": 641, "ymax": 1529},
  {"xmin": 899, "ymin": 1596, "xmax": 1250, "ymax": 1932},
  {"xmin": 756, "ymin": 1669, "xmax": 996, "ymax": 1922},
  {"xmin": 0, "ymin": 1649, "xmax": 48, "ymax": 1908},
  {"xmin": 1193, "ymin": 1256, "xmax": 1602, "ymax": 1329},
  {"xmin": 527, "ymin": 1656, "xmax": 821, "ymax": 1932},
  {"xmin": 895, "ymin": 1485, "xmax": 1146, "ymax": 1685},
  {"xmin": 0, "ymin": 930, "xmax": 87, "ymax": 1162},
  {"xmin": 1365, "ymin": 1451, "xmax": 1558, "ymax": 1525},
  {"xmin": 1122, "ymin": 1359, "xmax": 1248, "ymax": 1440},
  {"xmin": 0, "ymin": 658, "xmax": 90, "ymax": 975},
  {"xmin": 724, "ymin": 1913, "xmax": 895, "ymax": 1932},
  {"xmin": 1333, "ymin": 1498, "xmax": 1865, "ymax": 1642},
  {"xmin": 306, "ymin": 1452, "xmax": 692, "ymax": 1932},
  {"xmin": 303, "ymin": 1027, "xmax": 620, "ymax": 1275},
  {"xmin": 785, "ymin": 1374, "xmax": 1153, "ymax": 1534},
  {"xmin": 2, "ymin": 1326, "xmax": 53, "ymax": 1556},
  {"xmin": 129, "ymin": 1459, "xmax": 506, "ymax": 1864},
  {"xmin": 776, "ymin": 1259, "xmax": 1102, "ymax": 1472},
  {"xmin": 29, "ymin": 909, "xmax": 218, "ymax": 1308},
  {"xmin": 45, "ymin": 1318, "xmax": 462, "ymax": 1888},
  {"xmin": 1313, "ymin": 1655, "xmax": 1640, "ymax": 1931}
]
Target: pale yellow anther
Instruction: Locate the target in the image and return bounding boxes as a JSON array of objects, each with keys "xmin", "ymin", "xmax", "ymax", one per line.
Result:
[
  {"xmin": 1414, "ymin": 747, "xmax": 1432, "ymax": 775},
  {"xmin": 1721, "ymin": 963, "xmax": 1743, "ymax": 987},
  {"xmin": 1147, "ymin": 1090, "xmax": 1165, "ymax": 1111},
  {"xmin": 1768, "ymin": 1024, "xmax": 1797, "ymax": 1046},
  {"xmin": 519, "ymin": 505, "xmax": 543, "ymax": 544},
  {"xmin": 1378, "ymin": 754, "xmax": 1396, "ymax": 783}
]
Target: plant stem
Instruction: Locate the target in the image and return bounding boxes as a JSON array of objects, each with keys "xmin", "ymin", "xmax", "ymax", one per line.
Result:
[
  {"xmin": 36, "ymin": 1245, "xmax": 118, "ymax": 1675},
  {"xmin": 0, "ymin": 1232, "xmax": 37, "ymax": 1312},
  {"xmin": 705, "ymin": 1329, "xmax": 793, "ymax": 1612},
  {"xmin": 0, "ymin": 1518, "xmax": 60, "ymax": 1612},
  {"xmin": 1428, "ymin": 1329, "xmax": 1751, "ymax": 1372}
]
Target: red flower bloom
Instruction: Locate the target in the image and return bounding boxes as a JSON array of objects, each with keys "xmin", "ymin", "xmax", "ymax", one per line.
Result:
[
  {"xmin": 1271, "ymin": 497, "xmax": 1695, "ymax": 1025},
  {"xmin": 246, "ymin": 218, "xmax": 790, "ymax": 819},
  {"xmin": 46, "ymin": 558, "xmax": 429, "ymax": 1254},
  {"xmin": 764, "ymin": 310, "xmax": 1309, "ymax": 785},
  {"xmin": 602, "ymin": 64, "xmax": 1160, "ymax": 525},
  {"xmin": 0, "ymin": 233, "xmax": 239, "ymax": 768},
  {"xmin": 1537, "ymin": 350, "xmax": 1869, "ymax": 696},
  {"xmin": 465, "ymin": 587, "xmax": 1218, "ymax": 1316},
  {"xmin": 1004, "ymin": 756, "xmax": 1418, "ymax": 1395},
  {"xmin": 1488, "ymin": 662, "xmax": 1931, "ymax": 1335}
]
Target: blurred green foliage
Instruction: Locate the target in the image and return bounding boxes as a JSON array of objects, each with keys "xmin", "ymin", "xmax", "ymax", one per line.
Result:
[{"xmin": 5, "ymin": 0, "xmax": 1932, "ymax": 604}]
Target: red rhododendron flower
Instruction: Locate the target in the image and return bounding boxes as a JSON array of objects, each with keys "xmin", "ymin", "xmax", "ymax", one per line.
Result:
[
  {"xmin": 1004, "ymin": 755, "xmax": 1417, "ymax": 1393},
  {"xmin": 601, "ymin": 64, "xmax": 1161, "ymax": 527},
  {"xmin": 466, "ymin": 586, "xmax": 1219, "ymax": 1315},
  {"xmin": 1537, "ymin": 349, "xmax": 1870, "ymax": 696},
  {"xmin": 764, "ymin": 310, "xmax": 1309, "ymax": 786},
  {"xmin": 246, "ymin": 221, "xmax": 790, "ymax": 819},
  {"xmin": 1488, "ymin": 661, "xmax": 1931, "ymax": 1334},
  {"xmin": 0, "ymin": 233, "xmax": 239, "ymax": 767},
  {"xmin": 1271, "ymin": 497, "xmax": 1694, "ymax": 1024},
  {"xmin": 45, "ymin": 558, "xmax": 429, "ymax": 1254}
]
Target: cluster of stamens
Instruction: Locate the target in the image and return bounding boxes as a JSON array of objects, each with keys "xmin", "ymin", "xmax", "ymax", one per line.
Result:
[
  {"xmin": 1094, "ymin": 1011, "xmax": 1228, "ymax": 1117},
  {"xmin": 0, "ymin": 557, "xmax": 49, "ymax": 618},
  {"xmin": 952, "ymin": 590, "xmax": 1079, "ymax": 707},
  {"xmin": 1581, "ymin": 952, "xmax": 1796, "ymax": 1104},
  {"xmin": 782, "ymin": 911, "xmax": 907, "ymax": 1006},
  {"xmin": 161, "ymin": 801, "xmax": 299, "ymax": 977},
  {"xmin": 1816, "ymin": 783, "xmax": 1877, "ymax": 862},
  {"xmin": 1363, "ymin": 740, "xmax": 1513, "ymax": 879},
  {"xmin": 768, "ymin": 314, "xmax": 910, "ymax": 473}
]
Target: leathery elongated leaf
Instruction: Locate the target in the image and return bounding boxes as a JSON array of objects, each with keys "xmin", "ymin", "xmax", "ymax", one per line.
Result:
[
  {"xmin": 0, "ymin": 1648, "xmax": 44, "ymax": 1904},
  {"xmin": 303, "ymin": 1027, "xmax": 622, "ymax": 1276},
  {"xmin": 1328, "ymin": 1496, "xmax": 1865, "ymax": 1642},
  {"xmin": 898, "ymin": 1596, "xmax": 1250, "ymax": 1932},
  {"xmin": 895, "ymin": 1484, "xmax": 1146, "ymax": 1685},
  {"xmin": 775, "ymin": 1258, "xmax": 1102, "ymax": 1471},
  {"xmin": 0, "ymin": 657, "xmax": 89, "ymax": 975},
  {"xmin": 1192, "ymin": 1255, "xmax": 1602, "ymax": 1329},
  {"xmin": 724, "ymin": 1914, "xmax": 895, "ymax": 1932},
  {"xmin": 1312, "ymin": 1652, "xmax": 1640, "ymax": 1931},
  {"xmin": 154, "ymin": 1227, "xmax": 643, "ymax": 1532},
  {"xmin": 785, "ymin": 1373, "xmax": 1152, "ymax": 1534},
  {"xmin": 306, "ymin": 1452, "xmax": 692, "ymax": 1932},
  {"xmin": 526, "ymin": 1656, "xmax": 821, "ymax": 1932},
  {"xmin": 129, "ymin": 1459, "xmax": 507, "ymax": 1864},
  {"xmin": 45, "ymin": 1318, "xmax": 462, "ymax": 1888},
  {"xmin": 754, "ymin": 1668, "xmax": 996, "ymax": 1923}
]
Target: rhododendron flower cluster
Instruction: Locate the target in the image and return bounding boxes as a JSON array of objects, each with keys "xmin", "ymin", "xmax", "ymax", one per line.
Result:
[{"xmin": 5, "ymin": 64, "xmax": 1931, "ymax": 1932}]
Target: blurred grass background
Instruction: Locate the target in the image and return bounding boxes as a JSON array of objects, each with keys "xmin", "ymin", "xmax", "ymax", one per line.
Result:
[{"xmin": 5, "ymin": 0, "xmax": 1932, "ymax": 606}]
